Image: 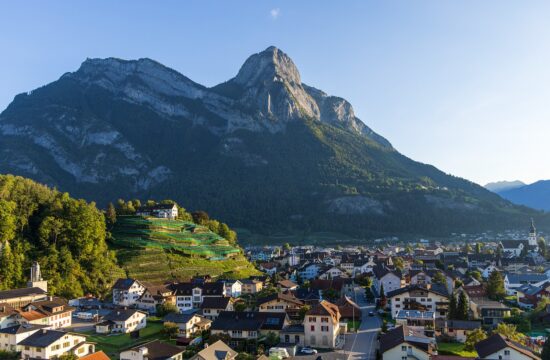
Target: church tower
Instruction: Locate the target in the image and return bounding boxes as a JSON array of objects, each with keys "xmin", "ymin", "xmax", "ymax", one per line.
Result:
[
  {"xmin": 27, "ymin": 261, "xmax": 48, "ymax": 292},
  {"xmin": 528, "ymin": 218, "xmax": 537, "ymax": 246}
]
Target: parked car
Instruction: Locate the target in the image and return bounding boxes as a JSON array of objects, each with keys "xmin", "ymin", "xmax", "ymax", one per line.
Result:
[
  {"xmin": 301, "ymin": 347, "xmax": 318, "ymax": 355},
  {"xmin": 269, "ymin": 347, "xmax": 290, "ymax": 359},
  {"xmin": 368, "ymin": 311, "xmax": 375, "ymax": 316}
]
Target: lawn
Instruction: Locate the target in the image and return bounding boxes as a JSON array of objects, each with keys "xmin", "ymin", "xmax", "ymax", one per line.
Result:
[
  {"xmin": 437, "ymin": 342, "xmax": 478, "ymax": 358},
  {"xmin": 82, "ymin": 321, "xmax": 173, "ymax": 359}
]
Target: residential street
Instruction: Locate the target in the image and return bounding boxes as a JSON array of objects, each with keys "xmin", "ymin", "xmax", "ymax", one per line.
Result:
[{"xmin": 341, "ymin": 287, "xmax": 381, "ymax": 360}]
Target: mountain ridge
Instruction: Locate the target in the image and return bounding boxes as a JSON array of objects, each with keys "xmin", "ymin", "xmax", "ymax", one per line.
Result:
[{"xmin": 0, "ymin": 46, "xmax": 546, "ymax": 239}]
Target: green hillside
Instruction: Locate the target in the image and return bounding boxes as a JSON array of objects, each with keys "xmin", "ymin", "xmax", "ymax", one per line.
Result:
[{"xmin": 111, "ymin": 216, "xmax": 260, "ymax": 283}]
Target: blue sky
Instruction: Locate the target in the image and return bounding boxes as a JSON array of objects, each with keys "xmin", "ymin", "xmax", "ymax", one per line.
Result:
[{"xmin": 1, "ymin": 1, "xmax": 549, "ymax": 185}]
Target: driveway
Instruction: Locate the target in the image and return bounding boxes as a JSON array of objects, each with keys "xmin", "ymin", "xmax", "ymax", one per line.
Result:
[{"xmin": 341, "ymin": 287, "xmax": 381, "ymax": 360}]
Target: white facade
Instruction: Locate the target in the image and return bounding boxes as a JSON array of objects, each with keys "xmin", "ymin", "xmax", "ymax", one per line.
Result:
[
  {"xmin": 382, "ymin": 343, "xmax": 430, "ymax": 360},
  {"xmin": 224, "ymin": 281, "xmax": 242, "ymax": 298},
  {"xmin": 374, "ymin": 272, "xmax": 402, "ymax": 296},
  {"xmin": 20, "ymin": 332, "xmax": 93, "ymax": 360},
  {"xmin": 113, "ymin": 280, "xmax": 146, "ymax": 307},
  {"xmin": 389, "ymin": 289, "xmax": 449, "ymax": 319}
]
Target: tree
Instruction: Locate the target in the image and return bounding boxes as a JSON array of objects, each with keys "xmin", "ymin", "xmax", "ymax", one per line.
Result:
[
  {"xmin": 0, "ymin": 200, "xmax": 16, "ymax": 242},
  {"xmin": 456, "ymin": 291, "xmax": 469, "ymax": 320},
  {"xmin": 156, "ymin": 302, "xmax": 179, "ymax": 317},
  {"xmin": 191, "ymin": 211, "xmax": 210, "ymax": 225},
  {"xmin": 432, "ymin": 271, "xmax": 447, "ymax": 285},
  {"xmin": 494, "ymin": 323, "xmax": 527, "ymax": 345},
  {"xmin": 393, "ymin": 257, "xmax": 404, "ymax": 271},
  {"xmin": 448, "ymin": 293, "xmax": 457, "ymax": 320},
  {"xmin": 58, "ymin": 355, "xmax": 78, "ymax": 360},
  {"xmin": 464, "ymin": 328, "xmax": 487, "ymax": 351},
  {"xmin": 469, "ymin": 270, "xmax": 482, "ymax": 282},
  {"xmin": 298, "ymin": 305, "xmax": 311, "ymax": 320},
  {"xmin": 539, "ymin": 238, "xmax": 547, "ymax": 258},
  {"xmin": 476, "ymin": 242, "xmax": 482, "ymax": 254},
  {"xmin": 464, "ymin": 243, "xmax": 473, "ymax": 253},
  {"xmin": 283, "ymin": 243, "xmax": 291, "ymax": 252},
  {"xmin": 105, "ymin": 203, "xmax": 117, "ymax": 228},
  {"xmin": 162, "ymin": 322, "xmax": 179, "ymax": 338},
  {"xmin": 487, "ymin": 271, "xmax": 506, "ymax": 301}
]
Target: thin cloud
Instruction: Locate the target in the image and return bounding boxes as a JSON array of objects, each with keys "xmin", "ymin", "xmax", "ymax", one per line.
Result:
[{"xmin": 270, "ymin": 8, "xmax": 281, "ymax": 20}]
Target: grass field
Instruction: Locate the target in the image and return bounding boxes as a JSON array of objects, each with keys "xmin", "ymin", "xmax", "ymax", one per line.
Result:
[
  {"xmin": 83, "ymin": 321, "xmax": 172, "ymax": 359},
  {"xmin": 437, "ymin": 342, "xmax": 477, "ymax": 358},
  {"xmin": 111, "ymin": 216, "xmax": 260, "ymax": 283}
]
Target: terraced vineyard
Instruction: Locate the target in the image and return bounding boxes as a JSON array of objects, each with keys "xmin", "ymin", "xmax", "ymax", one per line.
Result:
[{"xmin": 111, "ymin": 216, "xmax": 260, "ymax": 283}]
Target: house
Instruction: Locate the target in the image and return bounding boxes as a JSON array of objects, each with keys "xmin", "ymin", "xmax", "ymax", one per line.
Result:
[
  {"xmin": 112, "ymin": 278, "xmax": 146, "ymax": 307},
  {"xmin": 319, "ymin": 267, "xmax": 348, "ymax": 280},
  {"xmin": 279, "ymin": 324, "xmax": 305, "ymax": 347},
  {"xmin": 136, "ymin": 203, "xmax": 178, "ymax": 219},
  {"xmin": 0, "ymin": 324, "xmax": 50, "ymax": 352},
  {"xmin": 298, "ymin": 262, "xmax": 322, "ymax": 280},
  {"xmin": 95, "ymin": 309, "xmax": 147, "ymax": 334},
  {"xmin": 248, "ymin": 247, "xmax": 280, "ymax": 262},
  {"xmin": 18, "ymin": 329, "xmax": 94, "ymax": 359},
  {"xmin": 210, "ymin": 311, "xmax": 288, "ymax": 347},
  {"xmin": 222, "ymin": 280, "xmax": 242, "ymax": 298},
  {"xmin": 16, "ymin": 297, "xmax": 75, "ymax": 329},
  {"xmin": 499, "ymin": 240, "xmax": 527, "ymax": 257},
  {"xmin": 136, "ymin": 284, "xmax": 174, "ymax": 314},
  {"xmin": 257, "ymin": 293, "xmax": 303, "ymax": 317},
  {"xmin": 240, "ymin": 279, "xmax": 263, "ymax": 295},
  {"xmin": 386, "ymin": 284, "xmax": 450, "ymax": 319},
  {"xmin": 303, "ymin": 300, "xmax": 342, "ymax": 349},
  {"xmin": 504, "ymin": 273, "xmax": 548, "ymax": 296},
  {"xmin": 435, "ymin": 319, "xmax": 481, "ymax": 342},
  {"xmin": 0, "ymin": 287, "xmax": 48, "ymax": 309},
  {"xmin": 335, "ymin": 296, "xmax": 362, "ymax": 321},
  {"xmin": 372, "ymin": 265, "xmax": 403, "ymax": 296},
  {"xmin": 310, "ymin": 278, "xmax": 354, "ymax": 298},
  {"xmin": 481, "ymin": 265, "xmax": 499, "ymax": 279},
  {"xmin": 200, "ymin": 297, "xmax": 234, "ymax": 320},
  {"xmin": 259, "ymin": 262, "xmax": 278, "ymax": 276},
  {"xmin": 408, "ymin": 269, "xmax": 454, "ymax": 295},
  {"xmin": 475, "ymin": 333, "xmax": 541, "ymax": 360},
  {"xmin": 0, "ymin": 303, "xmax": 16, "ymax": 329},
  {"xmin": 119, "ymin": 340, "xmax": 184, "ymax": 360},
  {"xmin": 162, "ymin": 313, "xmax": 211, "ymax": 339},
  {"xmin": 171, "ymin": 282, "xmax": 226, "ymax": 313},
  {"xmin": 379, "ymin": 325, "xmax": 436, "ymax": 360},
  {"xmin": 190, "ymin": 340, "xmax": 237, "ymax": 360},
  {"xmin": 516, "ymin": 282, "xmax": 550, "ymax": 309},
  {"xmin": 469, "ymin": 298, "xmax": 511, "ymax": 326},
  {"xmin": 293, "ymin": 288, "xmax": 321, "ymax": 305},
  {"xmin": 395, "ymin": 310, "xmax": 435, "ymax": 328},
  {"xmin": 277, "ymin": 280, "xmax": 298, "ymax": 291}
]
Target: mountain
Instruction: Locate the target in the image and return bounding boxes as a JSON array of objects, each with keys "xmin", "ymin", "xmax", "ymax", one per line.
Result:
[
  {"xmin": 0, "ymin": 46, "xmax": 546, "ymax": 240},
  {"xmin": 496, "ymin": 180, "xmax": 550, "ymax": 211},
  {"xmin": 485, "ymin": 180, "xmax": 526, "ymax": 193}
]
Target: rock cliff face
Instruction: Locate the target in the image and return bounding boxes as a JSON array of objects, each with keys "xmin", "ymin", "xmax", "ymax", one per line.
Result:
[{"xmin": 0, "ymin": 46, "xmax": 542, "ymax": 238}]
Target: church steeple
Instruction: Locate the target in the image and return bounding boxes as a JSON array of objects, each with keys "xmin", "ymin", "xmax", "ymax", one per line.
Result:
[{"xmin": 528, "ymin": 218, "xmax": 537, "ymax": 246}]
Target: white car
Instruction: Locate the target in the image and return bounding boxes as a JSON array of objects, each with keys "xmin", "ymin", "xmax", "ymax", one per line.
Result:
[{"xmin": 301, "ymin": 347, "xmax": 318, "ymax": 354}]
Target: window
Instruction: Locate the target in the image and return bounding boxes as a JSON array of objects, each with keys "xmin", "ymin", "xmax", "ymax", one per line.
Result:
[
  {"xmin": 401, "ymin": 346, "xmax": 406, "ymax": 351},
  {"xmin": 504, "ymin": 350, "xmax": 510, "ymax": 355},
  {"xmin": 321, "ymin": 326, "xmax": 329, "ymax": 332},
  {"xmin": 310, "ymin": 325, "xmax": 315, "ymax": 331}
]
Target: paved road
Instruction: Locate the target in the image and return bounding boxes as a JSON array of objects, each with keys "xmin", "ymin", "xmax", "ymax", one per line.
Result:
[
  {"xmin": 290, "ymin": 287, "xmax": 381, "ymax": 360},
  {"xmin": 341, "ymin": 287, "xmax": 381, "ymax": 360}
]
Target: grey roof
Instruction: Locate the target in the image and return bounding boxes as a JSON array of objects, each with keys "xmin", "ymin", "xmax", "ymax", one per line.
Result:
[
  {"xmin": 112, "ymin": 278, "xmax": 139, "ymax": 290},
  {"xmin": 162, "ymin": 312, "xmax": 196, "ymax": 324},
  {"xmin": 127, "ymin": 340, "xmax": 183, "ymax": 360},
  {"xmin": 211, "ymin": 311, "xmax": 286, "ymax": 332},
  {"xmin": 103, "ymin": 309, "xmax": 144, "ymax": 322},
  {"xmin": 0, "ymin": 287, "xmax": 47, "ymax": 301},
  {"xmin": 0, "ymin": 324, "xmax": 49, "ymax": 334},
  {"xmin": 19, "ymin": 330, "xmax": 68, "ymax": 347},
  {"xmin": 396, "ymin": 310, "xmax": 434, "ymax": 319},
  {"xmin": 505, "ymin": 273, "xmax": 548, "ymax": 284}
]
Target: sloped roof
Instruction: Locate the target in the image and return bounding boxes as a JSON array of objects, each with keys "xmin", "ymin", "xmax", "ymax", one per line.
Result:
[
  {"xmin": 211, "ymin": 311, "xmax": 286, "ymax": 332},
  {"xmin": 475, "ymin": 334, "xmax": 540, "ymax": 360},
  {"xmin": 126, "ymin": 340, "xmax": 183, "ymax": 360},
  {"xmin": 0, "ymin": 287, "xmax": 46, "ymax": 301},
  {"xmin": 307, "ymin": 300, "xmax": 340, "ymax": 323},
  {"xmin": 80, "ymin": 351, "xmax": 111, "ymax": 360},
  {"xmin": 257, "ymin": 292, "xmax": 303, "ymax": 307},
  {"xmin": 112, "ymin": 278, "xmax": 140, "ymax": 290},
  {"xmin": 19, "ymin": 330, "xmax": 68, "ymax": 347}
]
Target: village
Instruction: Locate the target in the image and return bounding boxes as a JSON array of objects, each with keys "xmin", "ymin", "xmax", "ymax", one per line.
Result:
[{"xmin": 0, "ymin": 218, "xmax": 549, "ymax": 360}]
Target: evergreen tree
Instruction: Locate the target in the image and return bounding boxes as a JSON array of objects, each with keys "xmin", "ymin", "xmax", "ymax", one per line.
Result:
[
  {"xmin": 476, "ymin": 242, "xmax": 482, "ymax": 254},
  {"xmin": 457, "ymin": 291, "xmax": 469, "ymax": 320},
  {"xmin": 487, "ymin": 270, "xmax": 506, "ymax": 301},
  {"xmin": 379, "ymin": 283, "xmax": 387, "ymax": 308},
  {"xmin": 448, "ymin": 293, "xmax": 457, "ymax": 320}
]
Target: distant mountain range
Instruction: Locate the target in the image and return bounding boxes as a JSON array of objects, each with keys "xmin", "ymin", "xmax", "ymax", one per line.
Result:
[
  {"xmin": 0, "ymin": 46, "xmax": 547, "ymax": 240},
  {"xmin": 486, "ymin": 180, "xmax": 550, "ymax": 211}
]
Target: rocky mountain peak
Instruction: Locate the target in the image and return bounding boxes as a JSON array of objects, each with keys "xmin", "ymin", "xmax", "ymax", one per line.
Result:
[{"xmin": 233, "ymin": 46, "xmax": 302, "ymax": 87}]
